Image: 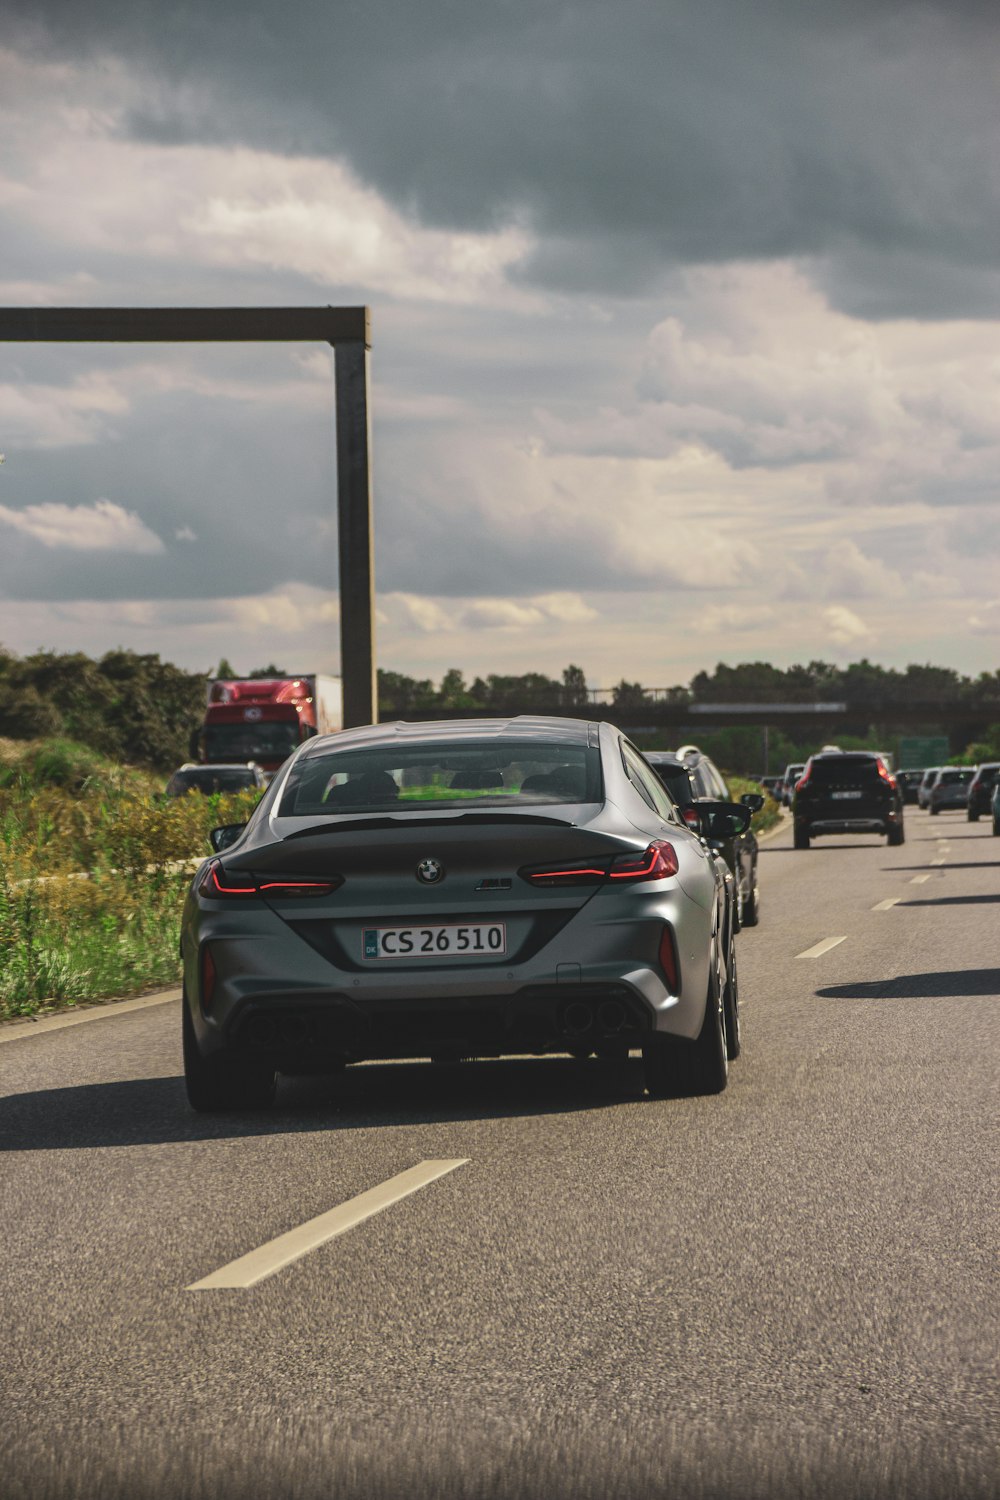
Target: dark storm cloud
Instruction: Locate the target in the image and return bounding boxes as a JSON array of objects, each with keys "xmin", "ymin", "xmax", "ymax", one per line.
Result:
[{"xmin": 7, "ymin": 0, "xmax": 999, "ymax": 316}]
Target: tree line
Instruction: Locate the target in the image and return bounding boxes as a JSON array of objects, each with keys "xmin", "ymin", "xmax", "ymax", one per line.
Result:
[{"xmin": 1, "ymin": 647, "xmax": 998, "ymax": 770}]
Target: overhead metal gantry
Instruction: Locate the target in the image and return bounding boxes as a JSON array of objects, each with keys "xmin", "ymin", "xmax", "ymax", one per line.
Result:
[{"xmin": 0, "ymin": 305, "xmax": 377, "ymax": 728}]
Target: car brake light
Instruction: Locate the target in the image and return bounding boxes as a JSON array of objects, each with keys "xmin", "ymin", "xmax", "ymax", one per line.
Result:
[
  {"xmin": 258, "ymin": 878, "xmax": 341, "ymax": 897},
  {"xmin": 658, "ymin": 925, "xmax": 680, "ymax": 991},
  {"xmin": 609, "ymin": 841, "xmax": 680, "ymax": 882},
  {"xmin": 522, "ymin": 858, "xmax": 610, "ymax": 886},
  {"xmin": 680, "ymin": 806, "xmax": 700, "ymax": 828},
  {"xmin": 522, "ymin": 840, "xmax": 679, "ymax": 886},
  {"xmin": 198, "ymin": 860, "xmax": 339, "ymax": 899},
  {"xmin": 795, "ymin": 767, "xmax": 811, "ymax": 791},
  {"xmin": 199, "ymin": 862, "xmax": 256, "ymax": 897},
  {"xmin": 877, "ymin": 760, "xmax": 896, "ymax": 787}
]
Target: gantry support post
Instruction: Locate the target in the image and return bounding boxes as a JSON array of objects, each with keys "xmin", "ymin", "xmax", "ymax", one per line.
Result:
[{"xmin": 0, "ymin": 305, "xmax": 377, "ymax": 726}]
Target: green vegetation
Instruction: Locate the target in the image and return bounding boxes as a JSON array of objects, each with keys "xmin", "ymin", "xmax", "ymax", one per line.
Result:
[
  {"xmin": 0, "ymin": 647, "xmax": 207, "ymax": 767},
  {"xmin": 728, "ymin": 774, "xmax": 783, "ymax": 837},
  {"xmin": 0, "ymin": 738, "xmax": 259, "ymax": 1020}
]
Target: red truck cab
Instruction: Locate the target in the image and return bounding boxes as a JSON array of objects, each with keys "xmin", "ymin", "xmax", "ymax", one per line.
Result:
[{"xmin": 195, "ymin": 675, "xmax": 343, "ymax": 776}]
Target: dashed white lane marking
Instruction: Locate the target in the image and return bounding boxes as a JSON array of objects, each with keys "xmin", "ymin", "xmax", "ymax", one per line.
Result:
[
  {"xmin": 796, "ymin": 936, "xmax": 847, "ymax": 959},
  {"xmin": 872, "ymin": 898, "xmax": 901, "ymax": 911},
  {"xmin": 187, "ymin": 1160, "xmax": 469, "ymax": 1291},
  {"xmin": 910, "ymin": 873, "xmax": 933, "ymax": 884},
  {"xmin": 931, "ymin": 858, "xmax": 946, "ymax": 866}
]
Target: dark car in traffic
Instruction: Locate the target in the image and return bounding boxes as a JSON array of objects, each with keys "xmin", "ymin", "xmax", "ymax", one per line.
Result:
[
  {"xmin": 966, "ymin": 763, "xmax": 1000, "ymax": 821},
  {"xmin": 896, "ymin": 769, "xmax": 926, "ymax": 805},
  {"xmin": 181, "ymin": 716, "xmax": 751, "ymax": 1110},
  {"xmin": 165, "ymin": 762, "xmax": 268, "ymax": 798},
  {"xmin": 645, "ymin": 745, "xmax": 762, "ymax": 927},
  {"xmin": 791, "ymin": 751, "xmax": 904, "ymax": 848}
]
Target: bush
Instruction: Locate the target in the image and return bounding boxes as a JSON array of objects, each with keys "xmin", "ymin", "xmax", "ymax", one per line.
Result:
[{"xmin": 0, "ymin": 747, "xmax": 262, "ymax": 1018}]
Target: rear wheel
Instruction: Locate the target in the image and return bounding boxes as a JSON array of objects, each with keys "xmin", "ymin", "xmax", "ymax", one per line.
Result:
[
  {"xmin": 968, "ymin": 810, "xmax": 980, "ymax": 822},
  {"xmin": 643, "ymin": 952, "xmax": 728, "ymax": 1098},
  {"xmin": 929, "ymin": 805, "xmax": 939, "ymax": 815},
  {"xmin": 741, "ymin": 861, "xmax": 760, "ymax": 926},
  {"xmin": 794, "ymin": 823, "xmax": 810, "ymax": 849},
  {"xmin": 993, "ymin": 817, "xmax": 1000, "ymax": 836},
  {"xmin": 887, "ymin": 823, "xmax": 905, "ymax": 846},
  {"xmin": 722, "ymin": 928, "xmax": 741, "ymax": 1060},
  {"xmin": 183, "ymin": 995, "xmax": 276, "ymax": 1112}
]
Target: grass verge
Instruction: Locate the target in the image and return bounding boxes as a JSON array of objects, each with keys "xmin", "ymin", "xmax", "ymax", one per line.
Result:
[{"xmin": 0, "ymin": 737, "xmax": 260, "ymax": 1020}]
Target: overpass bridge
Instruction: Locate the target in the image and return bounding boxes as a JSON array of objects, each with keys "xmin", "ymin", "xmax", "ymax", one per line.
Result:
[{"xmin": 381, "ymin": 700, "xmax": 993, "ymax": 755}]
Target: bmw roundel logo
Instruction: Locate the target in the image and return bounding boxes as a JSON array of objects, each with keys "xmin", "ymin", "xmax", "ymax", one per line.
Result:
[{"xmin": 416, "ymin": 857, "xmax": 444, "ymax": 885}]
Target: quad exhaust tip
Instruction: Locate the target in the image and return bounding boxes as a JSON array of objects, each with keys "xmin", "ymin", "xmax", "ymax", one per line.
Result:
[{"xmin": 562, "ymin": 999, "xmax": 629, "ymax": 1037}]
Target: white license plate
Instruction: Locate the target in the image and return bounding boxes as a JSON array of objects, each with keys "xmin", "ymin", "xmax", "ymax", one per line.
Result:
[
  {"xmin": 363, "ymin": 923, "xmax": 507, "ymax": 959},
  {"xmin": 831, "ymin": 790, "xmax": 864, "ymax": 799}
]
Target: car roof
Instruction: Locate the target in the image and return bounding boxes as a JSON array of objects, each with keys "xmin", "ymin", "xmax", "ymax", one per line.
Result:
[
  {"xmin": 172, "ymin": 762, "xmax": 260, "ymax": 773},
  {"xmin": 809, "ymin": 751, "xmax": 879, "ymax": 761},
  {"xmin": 300, "ymin": 715, "xmax": 599, "ymax": 757}
]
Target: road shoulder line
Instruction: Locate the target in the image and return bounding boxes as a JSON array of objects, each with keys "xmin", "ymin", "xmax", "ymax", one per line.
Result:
[{"xmin": 0, "ymin": 989, "xmax": 181, "ymax": 1044}]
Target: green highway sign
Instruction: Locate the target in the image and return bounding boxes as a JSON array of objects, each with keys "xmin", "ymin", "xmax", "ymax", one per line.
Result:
[{"xmin": 899, "ymin": 735, "xmax": 950, "ymax": 769}]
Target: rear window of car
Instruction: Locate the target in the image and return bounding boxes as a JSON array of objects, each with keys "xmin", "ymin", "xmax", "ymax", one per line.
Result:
[
  {"xmin": 939, "ymin": 769, "xmax": 973, "ymax": 784},
  {"xmin": 648, "ymin": 761, "xmax": 695, "ymax": 803},
  {"xmin": 807, "ymin": 756, "xmax": 883, "ymax": 785},
  {"xmin": 974, "ymin": 765, "xmax": 1000, "ymax": 782},
  {"xmin": 277, "ymin": 740, "xmax": 603, "ymax": 816},
  {"xmin": 168, "ymin": 769, "xmax": 257, "ymax": 794}
]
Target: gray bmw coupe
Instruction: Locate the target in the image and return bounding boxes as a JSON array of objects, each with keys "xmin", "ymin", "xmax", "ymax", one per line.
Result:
[{"xmin": 180, "ymin": 716, "xmax": 750, "ymax": 1110}]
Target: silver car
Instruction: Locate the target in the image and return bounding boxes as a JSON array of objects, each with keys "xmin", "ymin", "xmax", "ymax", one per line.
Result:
[
  {"xmin": 927, "ymin": 766, "xmax": 974, "ymax": 814},
  {"xmin": 180, "ymin": 716, "xmax": 748, "ymax": 1110},
  {"xmin": 917, "ymin": 767, "xmax": 941, "ymax": 809}
]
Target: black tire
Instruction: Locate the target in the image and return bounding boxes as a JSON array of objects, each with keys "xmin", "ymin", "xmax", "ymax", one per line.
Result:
[
  {"xmin": 929, "ymin": 805, "xmax": 939, "ymax": 815},
  {"xmin": 183, "ymin": 994, "xmax": 276, "ymax": 1112},
  {"xmin": 722, "ymin": 929, "xmax": 741, "ymax": 1060},
  {"xmin": 643, "ymin": 950, "xmax": 728, "ymax": 1098},
  {"xmin": 741, "ymin": 862, "xmax": 760, "ymax": 927},
  {"xmin": 887, "ymin": 823, "xmax": 904, "ymax": 846},
  {"xmin": 992, "ymin": 819, "xmax": 1000, "ymax": 836},
  {"xmin": 968, "ymin": 810, "xmax": 979, "ymax": 823},
  {"xmin": 793, "ymin": 823, "xmax": 810, "ymax": 850}
]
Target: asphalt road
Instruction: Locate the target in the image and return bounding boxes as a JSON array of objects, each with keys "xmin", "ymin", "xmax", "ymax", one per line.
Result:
[{"xmin": 1, "ymin": 807, "xmax": 997, "ymax": 1500}]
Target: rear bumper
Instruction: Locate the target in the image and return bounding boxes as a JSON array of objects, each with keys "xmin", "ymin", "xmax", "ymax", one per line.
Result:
[
  {"xmin": 220, "ymin": 981, "xmax": 657, "ymax": 1066},
  {"xmin": 802, "ymin": 817, "xmax": 892, "ymax": 835}
]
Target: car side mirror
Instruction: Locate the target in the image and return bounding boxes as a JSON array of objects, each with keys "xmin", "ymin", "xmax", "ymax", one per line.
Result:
[
  {"xmin": 210, "ymin": 823, "xmax": 247, "ymax": 853},
  {"xmin": 741, "ymin": 792, "xmax": 765, "ymax": 812},
  {"xmin": 696, "ymin": 801, "xmax": 753, "ymax": 840}
]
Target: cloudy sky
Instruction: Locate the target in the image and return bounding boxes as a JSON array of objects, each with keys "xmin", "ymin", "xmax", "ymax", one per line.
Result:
[{"xmin": 1, "ymin": 1, "xmax": 998, "ymax": 690}]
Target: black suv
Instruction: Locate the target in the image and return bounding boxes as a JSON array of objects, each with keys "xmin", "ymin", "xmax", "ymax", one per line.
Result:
[
  {"xmin": 792, "ymin": 752, "xmax": 904, "ymax": 849},
  {"xmin": 646, "ymin": 745, "xmax": 762, "ymax": 926},
  {"xmin": 967, "ymin": 763, "xmax": 1000, "ymax": 822}
]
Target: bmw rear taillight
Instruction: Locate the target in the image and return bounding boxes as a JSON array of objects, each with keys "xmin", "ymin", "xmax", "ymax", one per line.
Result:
[
  {"xmin": 522, "ymin": 858, "xmax": 610, "ymax": 887},
  {"xmin": 609, "ymin": 841, "xmax": 680, "ymax": 882},
  {"xmin": 795, "ymin": 768, "xmax": 811, "ymax": 791},
  {"xmin": 198, "ymin": 860, "xmax": 340, "ymax": 899},
  {"xmin": 522, "ymin": 840, "xmax": 679, "ymax": 887}
]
